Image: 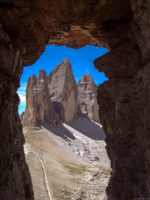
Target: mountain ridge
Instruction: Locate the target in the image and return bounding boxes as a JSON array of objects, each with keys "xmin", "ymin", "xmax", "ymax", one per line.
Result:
[{"xmin": 23, "ymin": 59, "xmax": 100, "ymax": 126}]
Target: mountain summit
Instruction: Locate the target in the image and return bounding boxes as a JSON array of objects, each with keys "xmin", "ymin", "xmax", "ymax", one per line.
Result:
[
  {"xmin": 23, "ymin": 59, "xmax": 99, "ymax": 126},
  {"xmin": 47, "ymin": 58, "xmax": 78, "ymax": 122},
  {"xmin": 23, "ymin": 70, "xmax": 59, "ymax": 127},
  {"xmin": 77, "ymin": 74, "xmax": 99, "ymax": 121}
]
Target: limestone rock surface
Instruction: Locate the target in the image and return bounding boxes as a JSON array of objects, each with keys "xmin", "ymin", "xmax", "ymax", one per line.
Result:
[
  {"xmin": 23, "ymin": 70, "xmax": 59, "ymax": 126},
  {"xmin": 23, "ymin": 60, "xmax": 100, "ymax": 126},
  {"xmin": 78, "ymin": 74, "xmax": 99, "ymax": 121},
  {"xmin": 23, "ymin": 59, "xmax": 78, "ymax": 125},
  {"xmin": 47, "ymin": 59, "xmax": 78, "ymax": 122}
]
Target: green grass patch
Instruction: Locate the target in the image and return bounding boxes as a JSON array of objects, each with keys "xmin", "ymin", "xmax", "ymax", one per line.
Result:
[
  {"xmin": 63, "ymin": 163, "xmax": 87, "ymax": 175},
  {"xmin": 103, "ymin": 168, "xmax": 112, "ymax": 177}
]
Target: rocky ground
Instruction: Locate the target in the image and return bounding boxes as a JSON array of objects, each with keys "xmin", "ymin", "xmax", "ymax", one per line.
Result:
[{"xmin": 24, "ymin": 118, "xmax": 111, "ymax": 200}]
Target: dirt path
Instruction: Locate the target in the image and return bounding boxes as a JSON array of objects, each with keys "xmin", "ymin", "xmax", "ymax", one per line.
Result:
[{"xmin": 26, "ymin": 145, "xmax": 53, "ymax": 200}]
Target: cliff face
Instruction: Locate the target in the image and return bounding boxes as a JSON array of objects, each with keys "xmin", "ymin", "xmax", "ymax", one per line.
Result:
[
  {"xmin": 23, "ymin": 59, "xmax": 99, "ymax": 126},
  {"xmin": 77, "ymin": 74, "xmax": 99, "ymax": 121},
  {"xmin": 0, "ymin": 36, "xmax": 34, "ymax": 200},
  {"xmin": 94, "ymin": 42, "xmax": 149, "ymax": 199},
  {"xmin": 23, "ymin": 70, "xmax": 59, "ymax": 126},
  {"xmin": 47, "ymin": 59, "xmax": 78, "ymax": 122},
  {"xmin": 23, "ymin": 59, "xmax": 78, "ymax": 125}
]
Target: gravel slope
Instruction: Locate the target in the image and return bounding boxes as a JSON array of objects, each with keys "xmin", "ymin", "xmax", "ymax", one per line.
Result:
[{"xmin": 24, "ymin": 118, "xmax": 111, "ymax": 200}]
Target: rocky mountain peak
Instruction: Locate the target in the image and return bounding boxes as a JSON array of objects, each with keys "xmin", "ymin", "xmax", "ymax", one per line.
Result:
[
  {"xmin": 23, "ymin": 70, "xmax": 59, "ymax": 127},
  {"xmin": 23, "ymin": 59, "xmax": 100, "ymax": 126},
  {"xmin": 47, "ymin": 58, "xmax": 74, "ymax": 101},
  {"xmin": 81, "ymin": 73, "xmax": 93, "ymax": 81},
  {"xmin": 27, "ymin": 74, "xmax": 37, "ymax": 87},
  {"xmin": 23, "ymin": 59, "xmax": 79, "ymax": 125},
  {"xmin": 78, "ymin": 74, "xmax": 99, "ymax": 121},
  {"xmin": 79, "ymin": 74, "xmax": 97, "ymax": 93},
  {"xmin": 38, "ymin": 69, "xmax": 47, "ymax": 80},
  {"xmin": 61, "ymin": 58, "xmax": 71, "ymax": 64},
  {"xmin": 47, "ymin": 59, "xmax": 78, "ymax": 122}
]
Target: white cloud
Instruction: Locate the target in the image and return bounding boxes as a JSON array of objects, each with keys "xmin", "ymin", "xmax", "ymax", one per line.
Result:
[
  {"xmin": 17, "ymin": 83, "xmax": 27, "ymax": 114},
  {"xmin": 17, "ymin": 83, "xmax": 26, "ymax": 101},
  {"xmin": 18, "ymin": 94, "xmax": 26, "ymax": 102}
]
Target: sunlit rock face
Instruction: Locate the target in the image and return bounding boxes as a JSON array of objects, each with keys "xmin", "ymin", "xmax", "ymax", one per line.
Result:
[
  {"xmin": 1, "ymin": 0, "xmax": 150, "ymax": 200},
  {"xmin": 78, "ymin": 74, "xmax": 99, "ymax": 121},
  {"xmin": 24, "ymin": 60, "xmax": 100, "ymax": 126},
  {"xmin": 47, "ymin": 59, "xmax": 78, "ymax": 122},
  {"xmin": 23, "ymin": 59, "xmax": 78, "ymax": 125},
  {"xmin": 23, "ymin": 70, "xmax": 59, "ymax": 126}
]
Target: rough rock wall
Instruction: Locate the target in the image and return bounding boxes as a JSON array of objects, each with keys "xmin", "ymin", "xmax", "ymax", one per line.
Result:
[
  {"xmin": 94, "ymin": 12, "xmax": 150, "ymax": 200},
  {"xmin": 47, "ymin": 59, "xmax": 78, "ymax": 122},
  {"xmin": 23, "ymin": 70, "xmax": 59, "ymax": 126},
  {"xmin": 0, "ymin": 29, "xmax": 34, "ymax": 199},
  {"xmin": 0, "ymin": 0, "xmax": 131, "ymax": 66},
  {"xmin": 77, "ymin": 74, "xmax": 99, "ymax": 121},
  {"xmin": 0, "ymin": 0, "xmax": 150, "ymax": 200}
]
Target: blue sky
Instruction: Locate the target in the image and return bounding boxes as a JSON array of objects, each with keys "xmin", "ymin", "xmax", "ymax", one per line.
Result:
[{"xmin": 18, "ymin": 45, "xmax": 108, "ymax": 114}]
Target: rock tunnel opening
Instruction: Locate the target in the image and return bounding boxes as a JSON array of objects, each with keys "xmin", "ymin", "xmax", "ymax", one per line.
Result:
[
  {"xmin": 19, "ymin": 44, "xmax": 111, "ymax": 200},
  {"xmin": 1, "ymin": 1, "xmax": 150, "ymax": 200},
  {"xmin": 18, "ymin": 44, "xmax": 109, "ymax": 115}
]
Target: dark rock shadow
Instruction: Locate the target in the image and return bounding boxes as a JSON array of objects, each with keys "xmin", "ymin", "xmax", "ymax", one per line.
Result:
[
  {"xmin": 42, "ymin": 123, "xmax": 76, "ymax": 140},
  {"xmin": 67, "ymin": 117, "xmax": 106, "ymax": 140}
]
